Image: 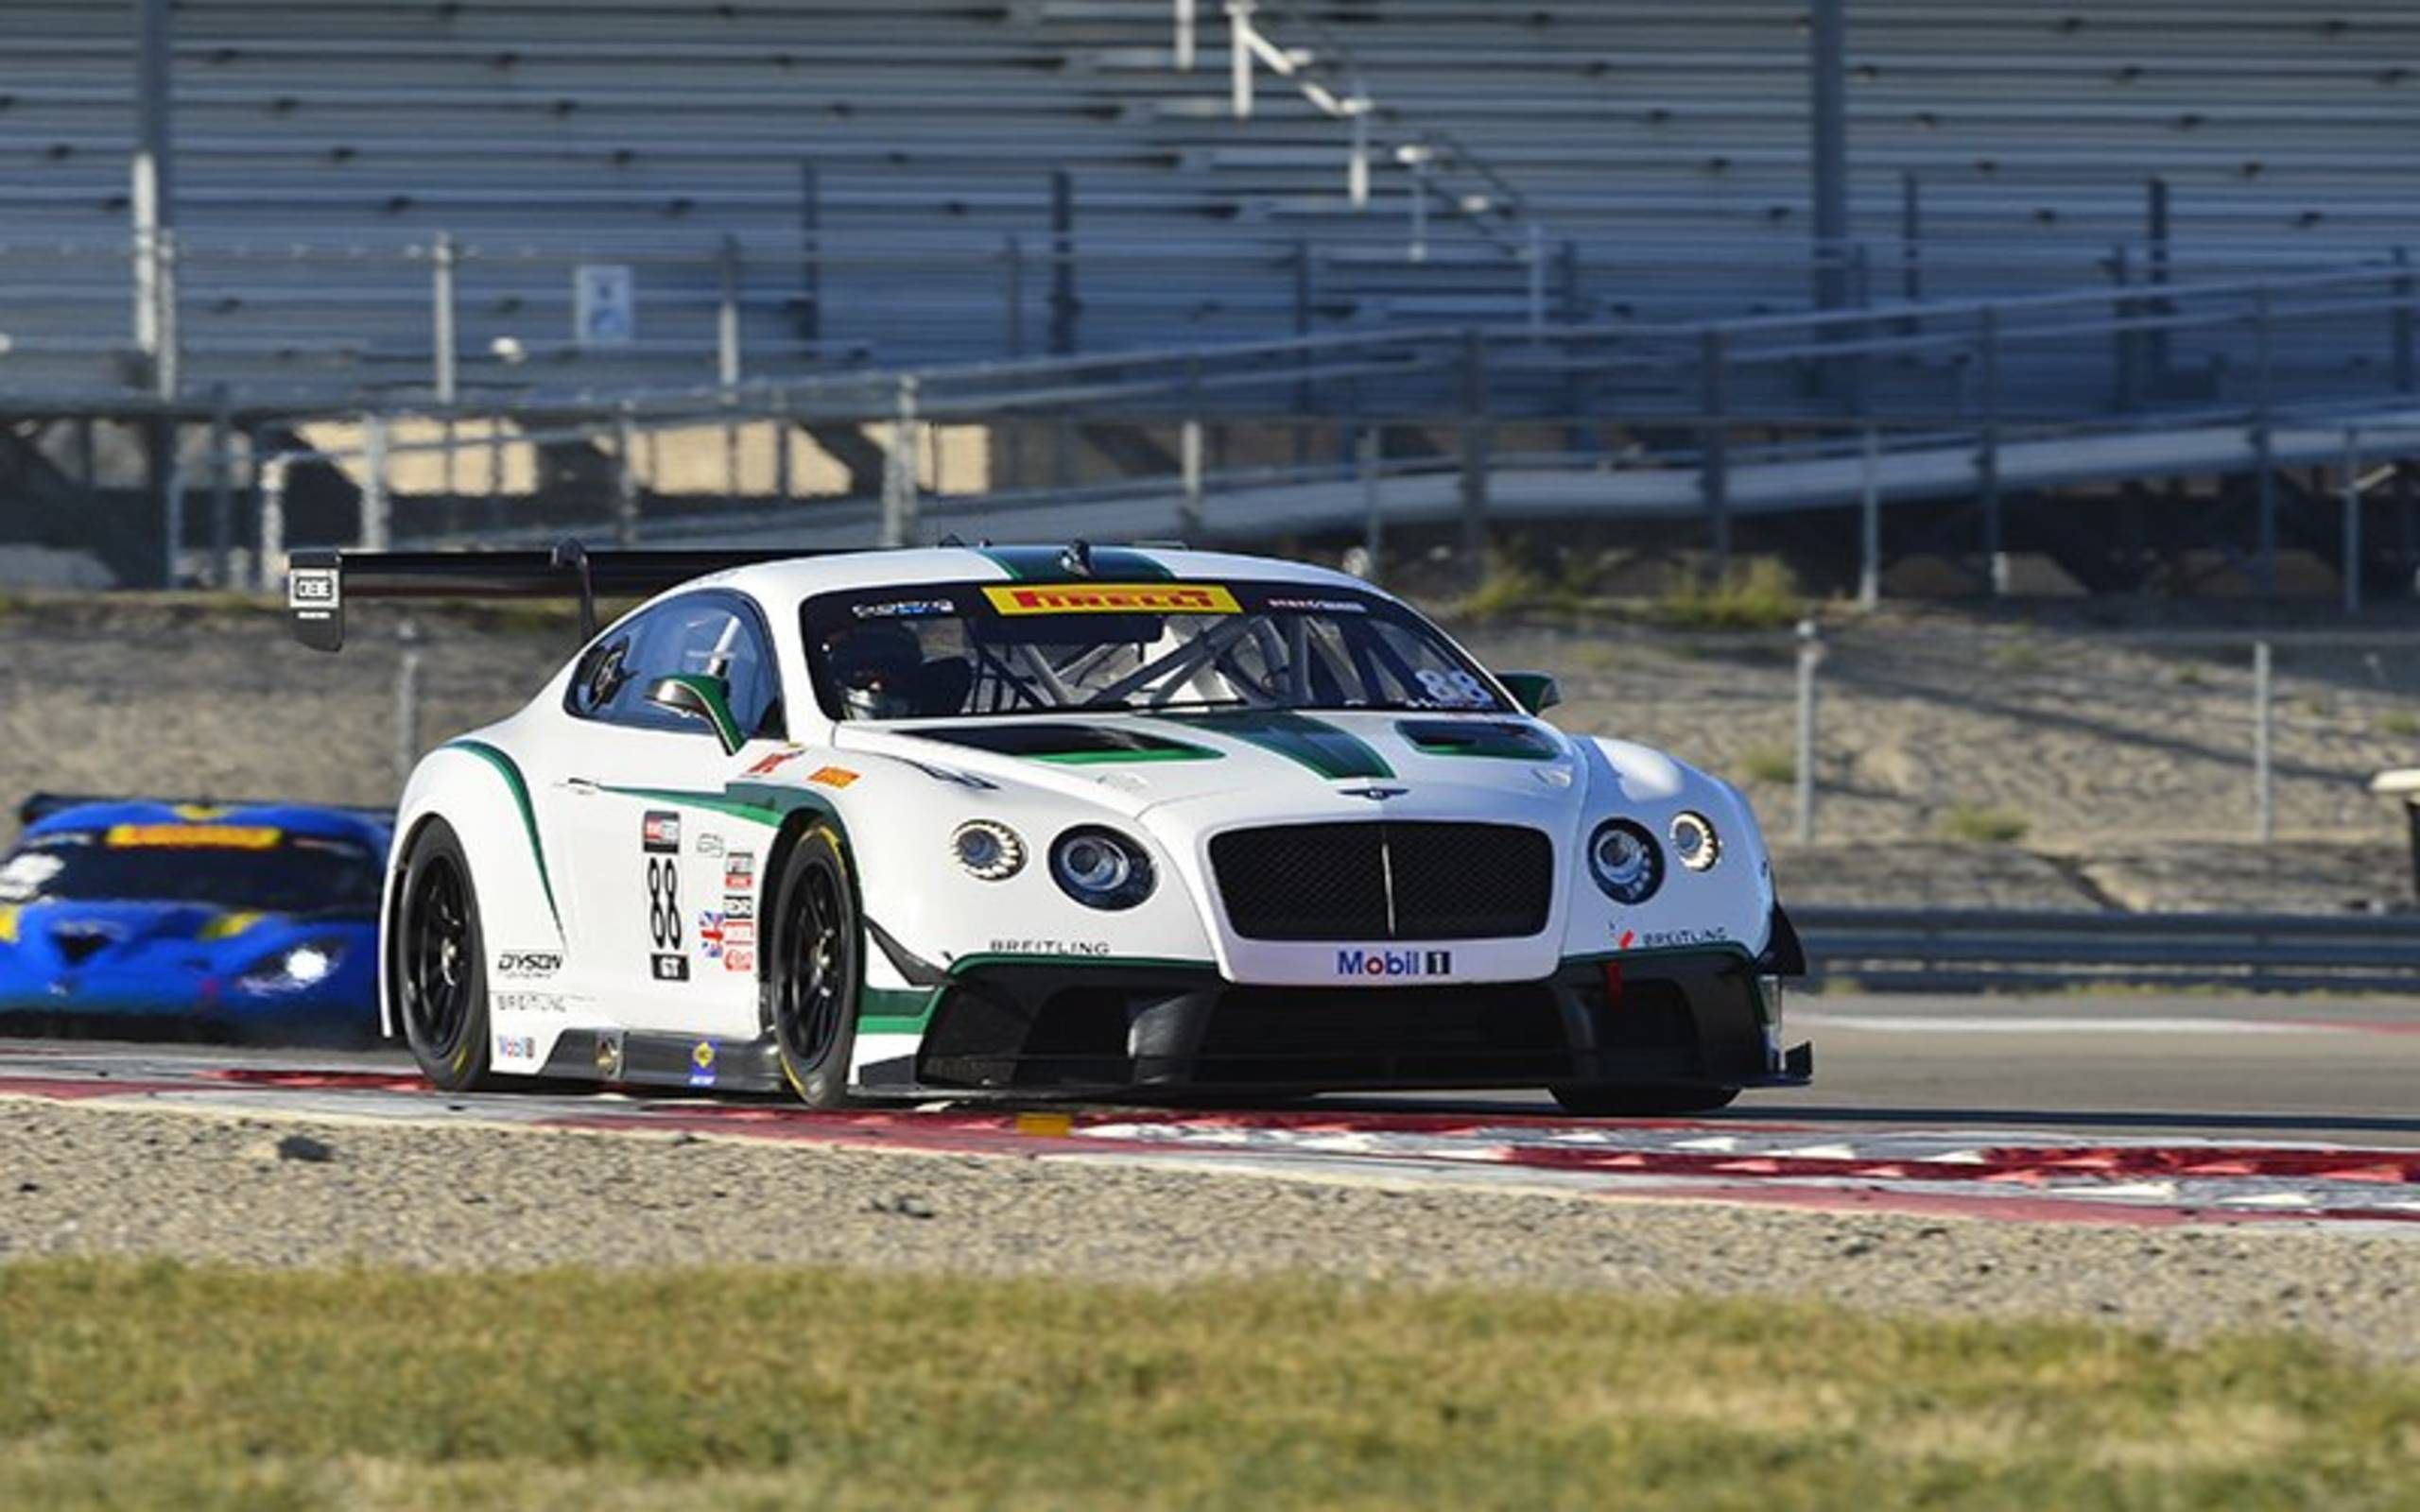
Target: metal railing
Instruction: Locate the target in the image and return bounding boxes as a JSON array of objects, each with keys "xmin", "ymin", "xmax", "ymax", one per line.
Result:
[{"xmin": 1796, "ymin": 907, "xmax": 2420, "ymax": 993}]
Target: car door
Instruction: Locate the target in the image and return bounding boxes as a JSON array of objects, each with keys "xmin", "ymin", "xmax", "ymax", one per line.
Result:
[{"xmin": 546, "ymin": 591, "xmax": 788, "ymax": 1039}]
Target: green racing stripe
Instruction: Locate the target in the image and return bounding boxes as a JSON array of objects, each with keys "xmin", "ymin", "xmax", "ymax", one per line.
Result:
[
  {"xmin": 443, "ymin": 739, "xmax": 560, "ymax": 930},
  {"xmin": 1157, "ymin": 709, "xmax": 1394, "ymax": 781},
  {"xmin": 973, "ymin": 544, "xmax": 1173, "ymax": 582}
]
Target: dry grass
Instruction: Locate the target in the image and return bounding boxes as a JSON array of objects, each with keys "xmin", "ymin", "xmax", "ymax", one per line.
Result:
[{"xmin": 0, "ymin": 1260, "xmax": 2413, "ymax": 1510}]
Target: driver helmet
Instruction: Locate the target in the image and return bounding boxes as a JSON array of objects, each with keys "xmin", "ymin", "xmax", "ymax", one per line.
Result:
[{"xmin": 821, "ymin": 623, "xmax": 925, "ymax": 719}]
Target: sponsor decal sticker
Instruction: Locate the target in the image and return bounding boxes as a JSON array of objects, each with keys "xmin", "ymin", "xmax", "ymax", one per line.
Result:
[
  {"xmin": 1264, "ymin": 595, "xmax": 1367, "ymax": 614},
  {"xmin": 723, "ymin": 852, "xmax": 755, "ymax": 891},
  {"xmin": 852, "ymin": 597, "xmax": 956, "ymax": 619},
  {"xmin": 982, "ymin": 582, "xmax": 1241, "ymax": 617},
  {"xmin": 687, "ymin": 1040, "xmax": 717, "ymax": 1088},
  {"xmin": 1335, "ymin": 948, "xmax": 1454, "ymax": 979},
  {"xmin": 988, "ymin": 937, "xmax": 1111, "ymax": 957},
  {"xmin": 744, "ymin": 747, "xmax": 810, "ymax": 777},
  {"xmin": 650, "ymin": 953, "xmax": 690, "ymax": 982},
  {"xmin": 1613, "ymin": 928, "xmax": 1638, "ymax": 951},
  {"xmin": 697, "ymin": 910, "xmax": 728, "ymax": 960},
  {"xmin": 724, "ymin": 946, "xmax": 753, "ymax": 973},
  {"xmin": 806, "ymin": 765, "xmax": 859, "ymax": 789},
  {"xmin": 105, "ymin": 824, "xmax": 281, "ymax": 850},
  {"xmin": 493, "ymin": 950, "xmax": 563, "ymax": 979},
  {"xmin": 287, "ymin": 566, "xmax": 338, "ymax": 612},
  {"xmin": 641, "ymin": 811, "xmax": 682, "ymax": 853},
  {"xmin": 493, "ymin": 990, "xmax": 570, "ymax": 1015},
  {"xmin": 1639, "ymin": 927, "xmax": 1731, "ymax": 949},
  {"xmin": 723, "ymin": 893, "xmax": 754, "ymax": 921},
  {"xmin": 494, "ymin": 1034, "xmax": 537, "ymax": 1061},
  {"xmin": 694, "ymin": 832, "xmax": 724, "ymax": 857}
]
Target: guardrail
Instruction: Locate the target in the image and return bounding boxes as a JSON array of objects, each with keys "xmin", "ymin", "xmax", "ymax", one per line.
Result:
[{"xmin": 1794, "ymin": 906, "xmax": 2420, "ymax": 994}]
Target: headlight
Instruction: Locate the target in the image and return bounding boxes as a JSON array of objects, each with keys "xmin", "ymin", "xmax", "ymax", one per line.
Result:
[
  {"xmin": 1669, "ymin": 811, "xmax": 1720, "ymax": 871},
  {"xmin": 235, "ymin": 938, "xmax": 347, "ymax": 993},
  {"xmin": 950, "ymin": 819, "xmax": 1026, "ymax": 881},
  {"xmin": 1586, "ymin": 819, "xmax": 1664, "ymax": 904},
  {"xmin": 1049, "ymin": 826, "xmax": 1155, "ymax": 911}
]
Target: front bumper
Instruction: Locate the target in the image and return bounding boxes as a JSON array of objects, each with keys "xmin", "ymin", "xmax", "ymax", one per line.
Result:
[{"xmin": 889, "ymin": 950, "xmax": 1809, "ymax": 1095}]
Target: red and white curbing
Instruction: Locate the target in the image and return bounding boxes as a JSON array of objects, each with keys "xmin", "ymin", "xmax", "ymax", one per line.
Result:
[{"xmin": 0, "ymin": 1047, "xmax": 2413, "ymax": 1229}]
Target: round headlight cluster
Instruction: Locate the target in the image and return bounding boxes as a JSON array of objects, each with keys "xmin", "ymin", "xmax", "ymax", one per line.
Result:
[
  {"xmin": 1049, "ymin": 826, "xmax": 1156, "ymax": 911},
  {"xmin": 950, "ymin": 819, "xmax": 1026, "ymax": 881},
  {"xmin": 1669, "ymin": 811, "xmax": 1720, "ymax": 872},
  {"xmin": 1586, "ymin": 819, "xmax": 1664, "ymax": 904}
]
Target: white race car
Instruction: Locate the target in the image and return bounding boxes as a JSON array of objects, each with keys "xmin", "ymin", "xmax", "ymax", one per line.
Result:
[{"xmin": 291, "ymin": 541, "xmax": 1809, "ymax": 1115}]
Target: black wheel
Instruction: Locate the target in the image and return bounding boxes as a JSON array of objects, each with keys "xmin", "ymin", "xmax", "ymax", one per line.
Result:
[
  {"xmin": 765, "ymin": 824, "xmax": 861, "ymax": 1108},
  {"xmin": 1549, "ymin": 1084, "xmax": 1740, "ymax": 1118},
  {"xmin": 393, "ymin": 818, "xmax": 498, "ymax": 1091}
]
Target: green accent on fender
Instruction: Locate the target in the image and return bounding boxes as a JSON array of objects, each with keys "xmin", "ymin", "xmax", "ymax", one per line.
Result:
[
  {"xmin": 442, "ymin": 739, "xmax": 559, "ymax": 930},
  {"xmin": 974, "ymin": 544, "xmax": 1173, "ymax": 582},
  {"xmin": 650, "ymin": 672, "xmax": 743, "ymax": 754},
  {"xmin": 597, "ymin": 783, "xmax": 786, "ymax": 828},
  {"xmin": 1160, "ymin": 710, "xmax": 1394, "ymax": 781},
  {"xmin": 856, "ymin": 953, "xmax": 1219, "ymax": 1038}
]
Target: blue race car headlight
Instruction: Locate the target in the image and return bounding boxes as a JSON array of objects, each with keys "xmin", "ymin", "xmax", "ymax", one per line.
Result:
[
  {"xmin": 1048, "ymin": 826, "xmax": 1155, "ymax": 911},
  {"xmin": 1586, "ymin": 819, "xmax": 1664, "ymax": 904},
  {"xmin": 234, "ymin": 937, "xmax": 350, "ymax": 993}
]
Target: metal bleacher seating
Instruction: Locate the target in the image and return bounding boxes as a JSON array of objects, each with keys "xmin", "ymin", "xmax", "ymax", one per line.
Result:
[{"xmin": 1, "ymin": 0, "xmax": 2417, "ymax": 407}]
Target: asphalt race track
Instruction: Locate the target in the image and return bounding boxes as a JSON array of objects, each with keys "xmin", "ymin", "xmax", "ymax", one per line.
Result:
[{"xmin": 2, "ymin": 990, "xmax": 2415, "ymax": 1228}]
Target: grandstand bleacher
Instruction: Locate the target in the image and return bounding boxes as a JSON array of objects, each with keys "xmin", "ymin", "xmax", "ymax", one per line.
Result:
[{"xmin": 5, "ymin": 0, "xmax": 2420, "ymax": 401}]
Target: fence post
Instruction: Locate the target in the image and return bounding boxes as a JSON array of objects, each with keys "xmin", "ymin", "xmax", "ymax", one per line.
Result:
[
  {"xmin": 1347, "ymin": 100, "xmax": 1370, "ymax": 209},
  {"xmin": 1174, "ymin": 0, "xmax": 1196, "ymax": 71},
  {"xmin": 1898, "ymin": 169, "xmax": 1922, "ymax": 316},
  {"xmin": 2343, "ymin": 427, "xmax": 2363, "ymax": 618},
  {"xmin": 431, "ymin": 231, "xmax": 458, "ymax": 407},
  {"xmin": 613, "ymin": 404, "xmax": 640, "ymax": 547},
  {"xmin": 1525, "ymin": 222, "xmax": 1546, "ymax": 340},
  {"xmin": 1793, "ymin": 618, "xmax": 1823, "ymax": 845},
  {"xmin": 1458, "ymin": 328, "xmax": 1490, "ymax": 573},
  {"xmin": 208, "ymin": 385, "xmax": 234, "ymax": 590},
  {"xmin": 394, "ymin": 617, "xmax": 424, "ymax": 789},
  {"xmin": 2395, "ymin": 247, "xmax": 2414, "ymax": 395},
  {"xmin": 1699, "ymin": 325, "xmax": 1731, "ymax": 577},
  {"xmin": 162, "ymin": 457, "xmax": 184, "ymax": 589},
  {"xmin": 1048, "ymin": 170, "xmax": 1077, "ymax": 355},
  {"xmin": 2252, "ymin": 639, "xmax": 2275, "ymax": 843},
  {"xmin": 1978, "ymin": 303, "xmax": 2006, "ymax": 596},
  {"xmin": 1180, "ymin": 416, "xmax": 1204, "ymax": 541},
  {"xmin": 1358, "ymin": 423, "xmax": 1383, "ymax": 585},
  {"xmin": 360, "ymin": 412, "xmax": 390, "ymax": 551},
  {"xmin": 1857, "ymin": 424, "xmax": 1881, "ymax": 610},
  {"xmin": 2253, "ymin": 284, "xmax": 2277, "ymax": 595},
  {"xmin": 256, "ymin": 455, "xmax": 286, "ymax": 592},
  {"xmin": 881, "ymin": 374, "xmax": 922, "ymax": 547},
  {"xmin": 2108, "ymin": 243, "xmax": 2137, "ymax": 412},
  {"xmin": 772, "ymin": 387, "xmax": 794, "ymax": 506}
]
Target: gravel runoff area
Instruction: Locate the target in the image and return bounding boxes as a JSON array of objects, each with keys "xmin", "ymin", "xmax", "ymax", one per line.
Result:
[
  {"xmin": 5, "ymin": 595, "xmax": 2418, "ymax": 912},
  {"xmin": 1, "ymin": 1098, "xmax": 2415, "ymax": 1364}
]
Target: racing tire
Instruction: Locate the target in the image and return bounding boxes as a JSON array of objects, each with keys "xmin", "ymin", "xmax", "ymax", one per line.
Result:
[
  {"xmin": 1549, "ymin": 1084, "xmax": 1740, "ymax": 1118},
  {"xmin": 766, "ymin": 823, "xmax": 862, "ymax": 1108},
  {"xmin": 393, "ymin": 818, "xmax": 500, "ymax": 1092}
]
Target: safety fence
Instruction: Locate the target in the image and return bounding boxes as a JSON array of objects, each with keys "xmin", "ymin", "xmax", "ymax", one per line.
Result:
[{"xmin": 1794, "ymin": 907, "xmax": 2420, "ymax": 993}]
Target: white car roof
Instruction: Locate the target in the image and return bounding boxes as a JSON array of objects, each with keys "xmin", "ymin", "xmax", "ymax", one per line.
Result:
[{"xmin": 700, "ymin": 545, "xmax": 1383, "ymax": 605}]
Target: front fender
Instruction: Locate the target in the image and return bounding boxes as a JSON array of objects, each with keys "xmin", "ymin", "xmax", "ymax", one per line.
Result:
[{"xmin": 379, "ymin": 739, "xmax": 564, "ymax": 1040}]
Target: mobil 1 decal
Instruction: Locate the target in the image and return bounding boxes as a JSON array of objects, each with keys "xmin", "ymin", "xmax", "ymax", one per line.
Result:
[{"xmin": 642, "ymin": 809, "xmax": 689, "ymax": 981}]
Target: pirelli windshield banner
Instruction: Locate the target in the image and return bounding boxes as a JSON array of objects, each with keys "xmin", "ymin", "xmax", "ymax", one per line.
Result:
[{"xmin": 981, "ymin": 583, "xmax": 1242, "ymax": 616}]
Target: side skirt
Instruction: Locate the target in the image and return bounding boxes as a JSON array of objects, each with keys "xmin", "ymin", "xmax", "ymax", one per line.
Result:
[{"xmin": 536, "ymin": 1028, "xmax": 786, "ymax": 1095}]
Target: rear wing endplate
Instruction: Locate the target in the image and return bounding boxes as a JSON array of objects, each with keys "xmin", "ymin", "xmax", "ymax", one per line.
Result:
[{"xmin": 287, "ymin": 539, "xmax": 824, "ymax": 651}]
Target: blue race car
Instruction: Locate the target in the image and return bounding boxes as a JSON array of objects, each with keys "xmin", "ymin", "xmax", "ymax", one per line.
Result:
[{"xmin": 0, "ymin": 795, "xmax": 389, "ymax": 1045}]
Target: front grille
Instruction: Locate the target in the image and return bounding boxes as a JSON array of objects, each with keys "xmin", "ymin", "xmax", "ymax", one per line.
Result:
[{"xmin": 1209, "ymin": 821, "xmax": 1553, "ymax": 940}]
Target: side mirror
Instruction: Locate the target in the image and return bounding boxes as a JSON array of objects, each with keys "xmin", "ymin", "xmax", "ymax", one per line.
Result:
[
  {"xmin": 1497, "ymin": 670, "xmax": 1563, "ymax": 715},
  {"xmin": 647, "ymin": 674, "xmax": 743, "ymax": 756}
]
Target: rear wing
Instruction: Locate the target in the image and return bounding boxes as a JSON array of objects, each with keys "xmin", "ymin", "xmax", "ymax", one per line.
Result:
[
  {"xmin": 18, "ymin": 792, "xmax": 395, "ymax": 830},
  {"xmin": 287, "ymin": 539, "xmax": 827, "ymax": 651}
]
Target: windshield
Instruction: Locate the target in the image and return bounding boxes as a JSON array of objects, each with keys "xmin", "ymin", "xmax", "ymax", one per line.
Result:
[
  {"xmin": 802, "ymin": 579, "xmax": 1508, "ymax": 721},
  {"xmin": 0, "ymin": 825, "xmax": 384, "ymax": 916}
]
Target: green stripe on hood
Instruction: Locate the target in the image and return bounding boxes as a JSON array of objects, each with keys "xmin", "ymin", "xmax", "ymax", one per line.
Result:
[
  {"xmin": 1158, "ymin": 710, "xmax": 1395, "ymax": 781},
  {"xmin": 975, "ymin": 544, "xmax": 1172, "ymax": 582}
]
